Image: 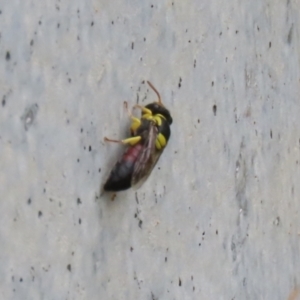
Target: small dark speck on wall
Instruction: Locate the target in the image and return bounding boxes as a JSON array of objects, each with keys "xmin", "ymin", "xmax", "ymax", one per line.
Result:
[
  {"xmin": 178, "ymin": 77, "xmax": 182, "ymax": 88},
  {"xmin": 91, "ymin": 21, "xmax": 94, "ymax": 26},
  {"xmin": 89, "ymin": 145, "xmax": 92, "ymax": 151},
  {"xmin": 38, "ymin": 211, "xmax": 43, "ymax": 218},
  {"xmin": 179, "ymin": 278, "xmax": 182, "ymax": 286},
  {"xmin": 30, "ymin": 40, "xmax": 34, "ymax": 46},
  {"xmin": 138, "ymin": 220, "xmax": 143, "ymax": 228},
  {"xmin": 77, "ymin": 198, "xmax": 82, "ymax": 205},
  {"xmin": 5, "ymin": 51, "xmax": 10, "ymax": 61},
  {"xmin": 67, "ymin": 264, "xmax": 71, "ymax": 272},
  {"xmin": 2, "ymin": 96, "xmax": 6, "ymax": 107},
  {"xmin": 213, "ymin": 105, "xmax": 217, "ymax": 116},
  {"xmin": 274, "ymin": 216, "xmax": 280, "ymax": 226},
  {"xmin": 27, "ymin": 198, "xmax": 31, "ymax": 205},
  {"xmin": 269, "ymin": 41, "xmax": 272, "ymax": 48},
  {"xmin": 131, "ymin": 42, "xmax": 134, "ymax": 50},
  {"xmin": 78, "ymin": 218, "xmax": 81, "ymax": 224},
  {"xmin": 287, "ymin": 25, "xmax": 293, "ymax": 44},
  {"xmin": 270, "ymin": 130, "xmax": 273, "ymax": 139}
]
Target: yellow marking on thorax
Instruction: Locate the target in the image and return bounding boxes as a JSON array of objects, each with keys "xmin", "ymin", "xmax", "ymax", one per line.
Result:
[
  {"xmin": 128, "ymin": 107, "xmax": 168, "ymax": 150},
  {"xmin": 140, "ymin": 113, "xmax": 168, "ymax": 150},
  {"xmin": 155, "ymin": 133, "xmax": 167, "ymax": 150},
  {"xmin": 142, "ymin": 113, "xmax": 166, "ymax": 126}
]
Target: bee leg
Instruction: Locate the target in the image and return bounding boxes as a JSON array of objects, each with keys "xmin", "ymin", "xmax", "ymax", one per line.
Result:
[
  {"xmin": 132, "ymin": 104, "xmax": 154, "ymax": 122},
  {"xmin": 124, "ymin": 101, "xmax": 141, "ymax": 132},
  {"xmin": 132, "ymin": 104, "xmax": 152, "ymax": 116},
  {"xmin": 104, "ymin": 137, "xmax": 123, "ymax": 143},
  {"xmin": 104, "ymin": 136, "xmax": 141, "ymax": 146}
]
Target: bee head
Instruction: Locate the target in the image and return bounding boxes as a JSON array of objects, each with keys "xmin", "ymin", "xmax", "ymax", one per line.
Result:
[
  {"xmin": 145, "ymin": 81, "xmax": 173, "ymax": 125},
  {"xmin": 145, "ymin": 103, "xmax": 173, "ymax": 125}
]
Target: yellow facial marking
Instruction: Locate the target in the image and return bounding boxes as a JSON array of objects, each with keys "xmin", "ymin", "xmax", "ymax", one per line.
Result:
[
  {"xmin": 143, "ymin": 114, "xmax": 165, "ymax": 126},
  {"xmin": 153, "ymin": 115, "xmax": 162, "ymax": 126},
  {"xmin": 141, "ymin": 107, "xmax": 153, "ymax": 115},
  {"xmin": 156, "ymin": 114, "xmax": 166, "ymax": 120},
  {"xmin": 142, "ymin": 113, "xmax": 153, "ymax": 120}
]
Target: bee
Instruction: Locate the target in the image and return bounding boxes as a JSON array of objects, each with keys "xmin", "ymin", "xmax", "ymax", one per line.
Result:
[{"xmin": 103, "ymin": 81, "xmax": 173, "ymax": 192}]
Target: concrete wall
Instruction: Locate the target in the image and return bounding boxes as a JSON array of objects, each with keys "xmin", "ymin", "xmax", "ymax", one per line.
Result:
[{"xmin": 1, "ymin": 0, "xmax": 300, "ymax": 299}]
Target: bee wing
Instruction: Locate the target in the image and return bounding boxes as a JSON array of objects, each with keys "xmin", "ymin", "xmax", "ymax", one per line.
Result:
[{"xmin": 131, "ymin": 123, "xmax": 163, "ymax": 189}]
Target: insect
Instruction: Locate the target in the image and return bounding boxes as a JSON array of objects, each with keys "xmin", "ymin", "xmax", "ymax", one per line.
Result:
[{"xmin": 103, "ymin": 81, "xmax": 173, "ymax": 192}]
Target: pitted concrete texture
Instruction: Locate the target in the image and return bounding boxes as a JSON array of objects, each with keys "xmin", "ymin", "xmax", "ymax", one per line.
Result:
[{"xmin": 0, "ymin": 1, "xmax": 300, "ymax": 299}]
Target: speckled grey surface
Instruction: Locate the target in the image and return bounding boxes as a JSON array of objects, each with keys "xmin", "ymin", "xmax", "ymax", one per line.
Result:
[{"xmin": 1, "ymin": 1, "xmax": 300, "ymax": 299}]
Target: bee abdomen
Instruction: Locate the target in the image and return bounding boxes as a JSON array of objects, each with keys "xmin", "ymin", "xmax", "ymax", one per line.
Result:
[{"xmin": 103, "ymin": 144, "xmax": 142, "ymax": 192}]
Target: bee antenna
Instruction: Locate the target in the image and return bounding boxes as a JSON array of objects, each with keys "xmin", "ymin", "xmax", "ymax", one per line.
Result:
[{"xmin": 147, "ymin": 81, "xmax": 162, "ymax": 105}]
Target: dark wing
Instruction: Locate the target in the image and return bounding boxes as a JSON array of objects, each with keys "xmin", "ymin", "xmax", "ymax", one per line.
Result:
[{"xmin": 131, "ymin": 122, "xmax": 163, "ymax": 189}]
